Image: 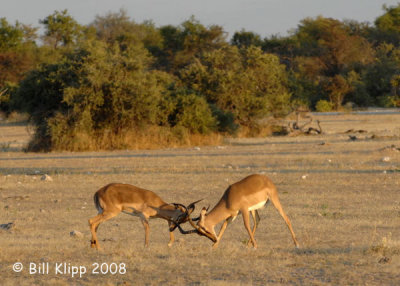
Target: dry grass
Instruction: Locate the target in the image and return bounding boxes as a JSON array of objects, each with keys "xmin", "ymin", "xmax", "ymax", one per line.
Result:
[
  {"xmin": 42, "ymin": 126, "xmax": 223, "ymax": 152},
  {"xmin": 0, "ymin": 111, "xmax": 400, "ymax": 285}
]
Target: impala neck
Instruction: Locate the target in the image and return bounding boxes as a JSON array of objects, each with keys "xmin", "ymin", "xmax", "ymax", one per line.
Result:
[{"xmin": 203, "ymin": 201, "xmax": 230, "ymax": 229}]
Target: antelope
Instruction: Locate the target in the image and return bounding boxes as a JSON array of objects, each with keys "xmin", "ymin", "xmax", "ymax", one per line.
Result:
[
  {"xmin": 88, "ymin": 183, "xmax": 199, "ymax": 249},
  {"xmin": 182, "ymin": 174, "xmax": 300, "ymax": 249}
]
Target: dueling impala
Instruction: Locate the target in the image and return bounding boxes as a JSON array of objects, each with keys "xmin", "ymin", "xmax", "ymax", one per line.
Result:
[
  {"xmin": 182, "ymin": 174, "xmax": 300, "ymax": 249},
  {"xmin": 88, "ymin": 183, "xmax": 200, "ymax": 249}
]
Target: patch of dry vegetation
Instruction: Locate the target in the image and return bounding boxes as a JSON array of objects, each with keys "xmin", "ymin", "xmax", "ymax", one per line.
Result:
[
  {"xmin": 0, "ymin": 112, "xmax": 399, "ymax": 285},
  {"xmin": 47, "ymin": 127, "xmax": 224, "ymax": 152}
]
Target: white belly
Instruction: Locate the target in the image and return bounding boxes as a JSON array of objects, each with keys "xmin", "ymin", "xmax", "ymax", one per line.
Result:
[{"xmin": 248, "ymin": 200, "xmax": 267, "ymax": 211}]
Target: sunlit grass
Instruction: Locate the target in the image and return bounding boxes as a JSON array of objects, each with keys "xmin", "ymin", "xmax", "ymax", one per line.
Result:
[{"xmin": 0, "ymin": 112, "xmax": 399, "ymax": 285}]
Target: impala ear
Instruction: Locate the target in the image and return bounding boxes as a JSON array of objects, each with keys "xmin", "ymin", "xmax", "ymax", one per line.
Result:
[{"xmin": 198, "ymin": 207, "xmax": 208, "ymax": 226}]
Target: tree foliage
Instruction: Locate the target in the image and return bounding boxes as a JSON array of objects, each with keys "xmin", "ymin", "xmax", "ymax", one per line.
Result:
[
  {"xmin": 181, "ymin": 46, "xmax": 291, "ymax": 126},
  {"xmin": 40, "ymin": 10, "xmax": 83, "ymax": 49},
  {"xmin": 3, "ymin": 6, "xmax": 400, "ymax": 150},
  {"xmin": 157, "ymin": 17, "xmax": 227, "ymax": 72},
  {"xmin": 231, "ymin": 29, "xmax": 263, "ymax": 48}
]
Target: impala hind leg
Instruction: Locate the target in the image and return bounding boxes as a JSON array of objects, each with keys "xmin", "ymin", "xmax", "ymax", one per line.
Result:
[
  {"xmin": 89, "ymin": 211, "xmax": 118, "ymax": 250},
  {"xmin": 167, "ymin": 221, "xmax": 175, "ymax": 247},
  {"xmin": 270, "ymin": 194, "xmax": 300, "ymax": 248},
  {"xmin": 247, "ymin": 210, "xmax": 260, "ymax": 246},
  {"xmin": 242, "ymin": 210, "xmax": 257, "ymax": 248}
]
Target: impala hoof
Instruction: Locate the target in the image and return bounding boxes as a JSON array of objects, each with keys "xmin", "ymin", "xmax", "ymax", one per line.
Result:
[
  {"xmin": 212, "ymin": 243, "xmax": 219, "ymax": 249},
  {"xmin": 90, "ymin": 240, "xmax": 100, "ymax": 249}
]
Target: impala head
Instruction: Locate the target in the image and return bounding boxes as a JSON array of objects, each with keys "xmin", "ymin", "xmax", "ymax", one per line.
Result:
[
  {"xmin": 171, "ymin": 200, "xmax": 197, "ymax": 223},
  {"xmin": 165, "ymin": 199, "xmax": 203, "ymax": 230},
  {"xmin": 185, "ymin": 206, "xmax": 217, "ymax": 243}
]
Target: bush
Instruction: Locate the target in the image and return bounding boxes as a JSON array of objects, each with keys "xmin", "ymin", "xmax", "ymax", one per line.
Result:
[
  {"xmin": 210, "ymin": 104, "xmax": 238, "ymax": 134},
  {"xmin": 315, "ymin": 100, "xmax": 334, "ymax": 112},
  {"xmin": 13, "ymin": 40, "xmax": 175, "ymax": 150},
  {"xmin": 170, "ymin": 93, "xmax": 217, "ymax": 134}
]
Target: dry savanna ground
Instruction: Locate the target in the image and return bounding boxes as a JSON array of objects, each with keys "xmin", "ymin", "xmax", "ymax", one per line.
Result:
[{"xmin": 0, "ymin": 111, "xmax": 400, "ymax": 285}]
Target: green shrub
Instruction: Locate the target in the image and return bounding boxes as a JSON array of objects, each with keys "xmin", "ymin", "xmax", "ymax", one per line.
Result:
[
  {"xmin": 315, "ymin": 100, "xmax": 334, "ymax": 112},
  {"xmin": 210, "ymin": 104, "xmax": 238, "ymax": 134},
  {"xmin": 171, "ymin": 93, "xmax": 216, "ymax": 134}
]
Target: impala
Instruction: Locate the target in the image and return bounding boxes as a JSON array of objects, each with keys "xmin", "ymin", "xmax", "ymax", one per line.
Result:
[
  {"xmin": 183, "ymin": 174, "xmax": 300, "ymax": 249},
  {"xmin": 88, "ymin": 183, "xmax": 199, "ymax": 249}
]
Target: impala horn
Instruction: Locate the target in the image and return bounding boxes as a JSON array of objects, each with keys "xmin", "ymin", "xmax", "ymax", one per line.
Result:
[{"xmin": 186, "ymin": 212, "xmax": 217, "ymax": 243}]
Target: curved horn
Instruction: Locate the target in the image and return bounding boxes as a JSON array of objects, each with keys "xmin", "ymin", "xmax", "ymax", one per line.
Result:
[
  {"xmin": 187, "ymin": 199, "xmax": 203, "ymax": 214},
  {"xmin": 172, "ymin": 203, "xmax": 188, "ymax": 212},
  {"xmin": 187, "ymin": 199, "xmax": 203, "ymax": 208},
  {"xmin": 176, "ymin": 223, "xmax": 198, "ymax": 234},
  {"xmin": 186, "ymin": 213, "xmax": 217, "ymax": 243}
]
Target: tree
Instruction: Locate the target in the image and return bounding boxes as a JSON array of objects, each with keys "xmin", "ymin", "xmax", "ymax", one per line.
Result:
[
  {"xmin": 157, "ymin": 17, "xmax": 227, "ymax": 72},
  {"xmin": 362, "ymin": 43, "xmax": 400, "ymax": 106},
  {"xmin": 0, "ymin": 18, "xmax": 24, "ymax": 51},
  {"xmin": 40, "ymin": 10, "xmax": 82, "ymax": 49},
  {"xmin": 294, "ymin": 17, "xmax": 374, "ymax": 74},
  {"xmin": 181, "ymin": 46, "xmax": 291, "ymax": 127},
  {"xmin": 287, "ymin": 16, "xmax": 374, "ymax": 109},
  {"xmin": 90, "ymin": 9, "xmax": 163, "ymax": 52},
  {"xmin": 231, "ymin": 29, "xmax": 262, "ymax": 48},
  {"xmin": 374, "ymin": 4, "xmax": 400, "ymax": 45},
  {"xmin": 0, "ymin": 18, "xmax": 38, "ymax": 113},
  {"xmin": 325, "ymin": 74, "xmax": 352, "ymax": 109}
]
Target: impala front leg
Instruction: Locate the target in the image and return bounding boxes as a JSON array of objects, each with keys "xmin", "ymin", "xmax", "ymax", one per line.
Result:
[
  {"xmin": 212, "ymin": 218, "xmax": 230, "ymax": 249},
  {"xmin": 141, "ymin": 218, "xmax": 150, "ymax": 247}
]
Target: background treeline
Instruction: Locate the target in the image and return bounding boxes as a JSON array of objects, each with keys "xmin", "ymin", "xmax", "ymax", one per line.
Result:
[{"xmin": 1, "ymin": 6, "xmax": 400, "ymax": 151}]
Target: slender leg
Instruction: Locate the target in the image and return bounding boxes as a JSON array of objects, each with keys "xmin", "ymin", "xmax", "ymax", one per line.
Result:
[
  {"xmin": 212, "ymin": 218, "xmax": 230, "ymax": 249},
  {"xmin": 141, "ymin": 218, "xmax": 150, "ymax": 247},
  {"xmin": 167, "ymin": 221, "xmax": 175, "ymax": 247},
  {"xmin": 270, "ymin": 194, "xmax": 300, "ymax": 248},
  {"xmin": 88, "ymin": 211, "xmax": 118, "ymax": 250},
  {"xmin": 247, "ymin": 210, "xmax": 260, "ymax": 246},
  {"xmin": 242, "ymin": 210, "xmax": 257, "ymax": 248}
]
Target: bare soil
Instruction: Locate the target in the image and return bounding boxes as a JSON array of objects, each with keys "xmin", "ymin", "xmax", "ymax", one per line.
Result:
[{"xmin": 0, "ymin": 111, "xmax": 399, "ymax": 285}]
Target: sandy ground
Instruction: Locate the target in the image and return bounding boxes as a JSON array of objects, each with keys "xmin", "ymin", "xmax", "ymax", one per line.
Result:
[{"xmin": 0, "ymin": 111, "xmax": 399, "ymax": 285}]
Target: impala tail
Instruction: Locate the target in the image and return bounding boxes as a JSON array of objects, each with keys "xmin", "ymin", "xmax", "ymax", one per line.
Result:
[{"xmin": 93, "ymin": 192, "xmax": 103, "ymax": 214}]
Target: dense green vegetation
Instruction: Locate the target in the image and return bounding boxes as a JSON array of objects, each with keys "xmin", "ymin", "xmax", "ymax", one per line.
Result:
[{"xmin": 1, "ymin": 6, "xmax": 400, "ymax": 151}]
